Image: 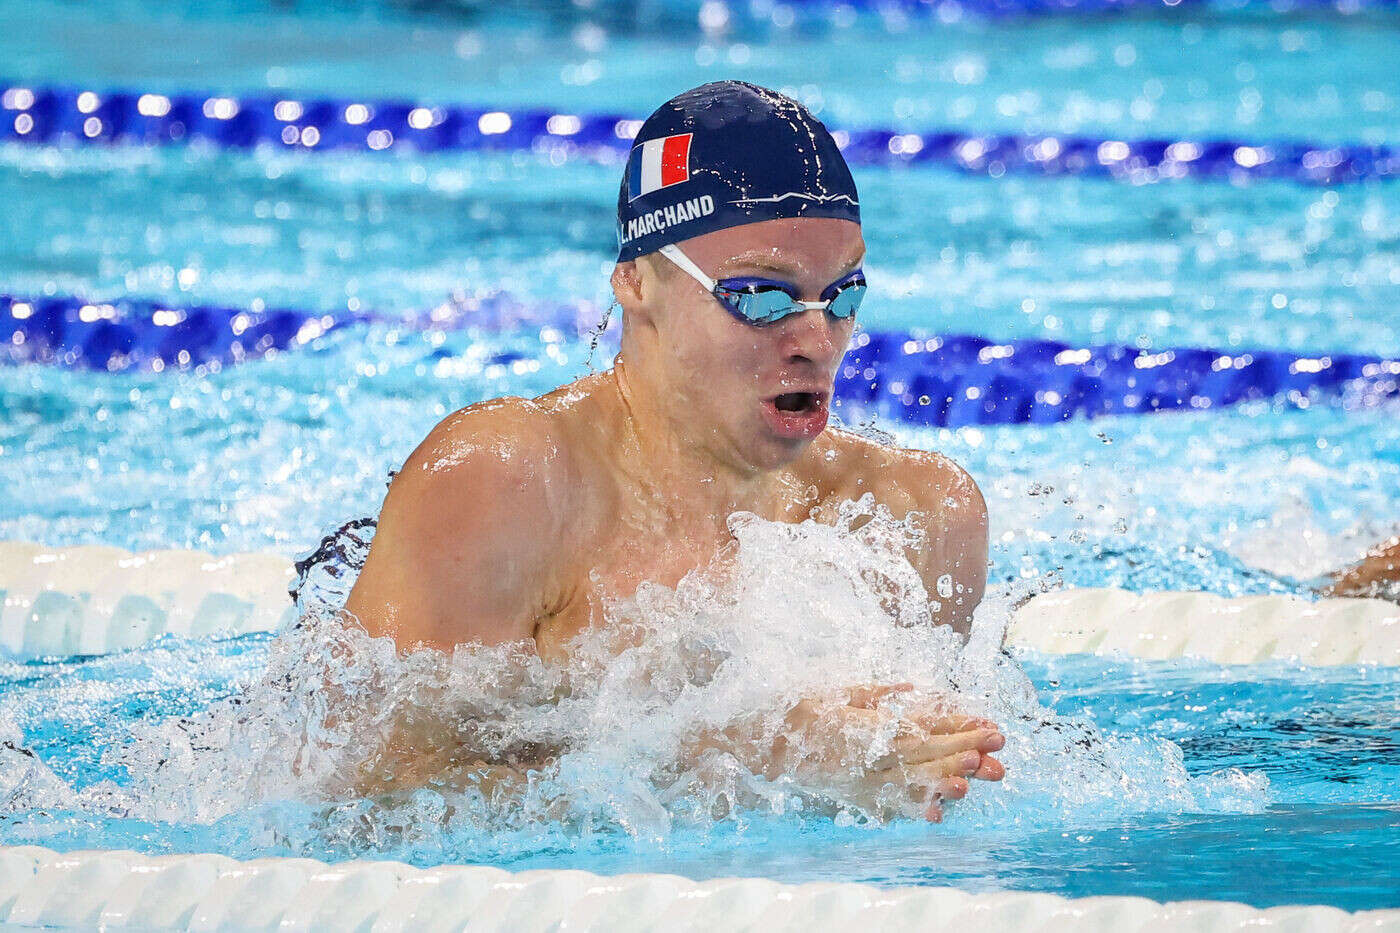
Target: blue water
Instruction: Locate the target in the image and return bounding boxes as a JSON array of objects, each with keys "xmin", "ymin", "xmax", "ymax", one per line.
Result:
[
  {"xmin": 2, "ymin": 0, "xmax": 1399, "ymax": 912},
  {"xmin": 1, "ymin": 637, "xmax": 1397, "ymax": 909}
]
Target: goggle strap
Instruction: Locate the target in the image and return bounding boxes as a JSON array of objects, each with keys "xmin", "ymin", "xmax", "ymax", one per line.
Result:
[
  {"xmin": 658, "ymin": 244, "xmax": 718, "ymax": 293},
  {"xmin": 660, "ymin": 243, "xmax": 859, "ymax": 318}
]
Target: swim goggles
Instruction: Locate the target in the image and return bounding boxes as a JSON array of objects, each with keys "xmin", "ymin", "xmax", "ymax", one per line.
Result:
[{"xmin": 659, "ymin": 243, "xmax": 866, "ymax": 326}]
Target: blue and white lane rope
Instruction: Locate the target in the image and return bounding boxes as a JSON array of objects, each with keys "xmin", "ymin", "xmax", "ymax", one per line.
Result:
[
  {"xmin": 4, "ymin": 292, "xmax": 1397, "ymax": 427},
  {"xmin": 745, "ymin": 0, "xmax": 1400, "ymax": 18},
  {"xmin": 3, "ymin": 83, "xmax": 1397, "ymax": 185},
  {"xmin": 693, "ymin": 0, "xmax": 1400, "ymax": 28},
  {"xmin": 836, "ymin": 331, "xmax": 1399, "ymax": 426}
]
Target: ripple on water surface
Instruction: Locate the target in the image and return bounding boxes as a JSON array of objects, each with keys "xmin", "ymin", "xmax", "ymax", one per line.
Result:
[{"xmin": 1, "ymin": 568, "xmax": 1396, "ymax": 907}]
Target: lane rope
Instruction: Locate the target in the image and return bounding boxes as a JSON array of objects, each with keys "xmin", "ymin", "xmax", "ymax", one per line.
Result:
[
  {"xmin": 739, "ymin": 0, "xmax": 1400, "ymax": 18},
  {"xmin": 0, "ymin": 844, "xmax": 1394, "ymax": 930},
  {"xmin": 0, "ymin": 541, "xmax": 294, "ymax": 659},
  {"xmin": 2, "ymin": 541, "xmax": 1396, "ymax": 665},
  {"xmin": 4, "ymin": 82, "xmax": 1397, "ymax": 184},
  {"xmin": 4, "ymin": 291, "xmax": 1397, "ymax": 427}
]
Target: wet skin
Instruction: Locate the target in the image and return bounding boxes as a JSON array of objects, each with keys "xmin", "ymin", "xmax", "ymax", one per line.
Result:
[
  {"xmin": 346, "ymin": 217, "xmax": 1003, "ymax": 818},
  {"xmin": 1324, "ymin": 536, "xmax": 1400, "ymax": 601}
]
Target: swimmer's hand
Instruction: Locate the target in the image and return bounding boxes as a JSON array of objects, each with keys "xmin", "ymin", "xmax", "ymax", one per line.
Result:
[
  {"xmin": 780, "ymin": 684, "xmax": 1005, "ymax": 822},
  {"xmin": 700, "ymin": 683, "xmax": 1005, "ymax": 823}
]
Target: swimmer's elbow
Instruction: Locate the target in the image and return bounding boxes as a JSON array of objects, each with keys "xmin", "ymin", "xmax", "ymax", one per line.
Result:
[
  {"xmin": 953, "ymin": 472, "xmax": 990, "ymax": 601},
  {"xmin": 903, "ymin": 457, "xmax": 988, "ymax": 632}
]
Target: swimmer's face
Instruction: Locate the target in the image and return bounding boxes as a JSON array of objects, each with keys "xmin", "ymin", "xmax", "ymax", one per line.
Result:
[{"xmin": 614, "ymin": 217, "xmax": 864, "ymax": 471}]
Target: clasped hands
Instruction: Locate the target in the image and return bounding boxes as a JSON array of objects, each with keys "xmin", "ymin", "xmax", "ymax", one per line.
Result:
[
  {"xmin": 354, "ymin": 683, "xmax": 1005, "ymax": 824},
  {"xmin": 763, "ymin": 683, "xmax": 1006, "ymax": 822}
]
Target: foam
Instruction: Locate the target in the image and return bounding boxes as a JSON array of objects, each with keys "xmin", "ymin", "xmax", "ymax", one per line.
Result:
[{"xmin": 0, "ymin": 513, "xmax": 1273, "ymax": 848}]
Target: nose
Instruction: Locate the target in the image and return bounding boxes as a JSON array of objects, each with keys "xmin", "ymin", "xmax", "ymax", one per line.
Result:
[{"xmin": 776, "ymin": 306, "xmax": 841, "ymax": 365}]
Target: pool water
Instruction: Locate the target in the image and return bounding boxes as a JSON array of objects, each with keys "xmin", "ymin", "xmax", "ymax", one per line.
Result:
[
  {"xmin": 2, "ymin": 633, "xmax": 1397, "ymax": 910},
  {"xmin": 2, "ymin": 0, "xmax": 1399, "ymax": 914}
]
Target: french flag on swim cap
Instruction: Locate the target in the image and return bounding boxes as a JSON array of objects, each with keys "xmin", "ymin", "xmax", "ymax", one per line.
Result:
[{"xmin": 627, "ymin": 133, "xmax": 692, "ymax": 201}]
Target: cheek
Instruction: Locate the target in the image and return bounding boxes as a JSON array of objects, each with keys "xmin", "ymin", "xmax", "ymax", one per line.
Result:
[
  {"xmin": 669, "ymin": 308, "xmax": 763, "ymax": 384},
  {"xmin": 675, "ymin": 331, "xmax": 764, "ymax": 403},
  {"xmin": 835, "ymin": 318, "xmax": 858, "ymax": 356}
]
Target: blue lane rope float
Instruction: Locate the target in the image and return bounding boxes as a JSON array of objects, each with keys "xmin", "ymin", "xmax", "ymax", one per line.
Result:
[
  {"xmin": 4, "ymin": 292, "xmax": 1397, "ymax": 426},
  {"xmin": 3, "ymin": 83, "xmax": 1397, "ymax": 185},
  {"xmin": 0, "ymin": 291, "xmax": 599, "ymax": 373},
  {"xmin": 0, "ymin": 294, "xmax": 367, "ymax": 373},
  {"xmin": 833, "ymin": 331, "xmax": 1399, "ymax": 426},
  {"xmin": 753, "ymin": 0, "xmax": 1400, "ymax": 19}
]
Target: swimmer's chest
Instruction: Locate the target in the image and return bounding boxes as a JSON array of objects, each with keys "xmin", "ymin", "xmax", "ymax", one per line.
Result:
[
  {"xmin": 531, "ymin": 480, "xmax": 857, "ymax": 663},
  {"xmin": 531, "ymin": 521, "xmax": 732, "ymax": 663}
]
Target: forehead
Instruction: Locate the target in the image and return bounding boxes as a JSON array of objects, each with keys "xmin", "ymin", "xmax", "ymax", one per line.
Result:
[{"xmin": 674, "ymin": 217, "xmax": 865, "ymax": 278}]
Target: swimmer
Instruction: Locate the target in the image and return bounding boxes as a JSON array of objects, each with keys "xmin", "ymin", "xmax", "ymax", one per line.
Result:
[
  {"xmin": 344, "ymin": 81, "xmax": 1004, "ymax": 820},
  {"xmin": 1324, "ymin": 535, "xmax": 1400, "ymax": 601}
]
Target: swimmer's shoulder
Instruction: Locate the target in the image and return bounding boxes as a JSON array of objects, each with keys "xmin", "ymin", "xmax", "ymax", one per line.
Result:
[
  {"xmin": 393, "ymin": 375, "xmax": 619, "ymax": 540},
  {"xmin": 396, "ymin": 393, "xmax": 594, "ymax": 523},
  {"xmin": 811, "ymin": 428, "xmax": 989, "ymax": 632},
  {"xmin": 810, "ymin": 427, "xmax": 985, "ymax": 525},
  {"xmin": 352, "ymin": 392, "xmax": 601, "ymax": 649}
]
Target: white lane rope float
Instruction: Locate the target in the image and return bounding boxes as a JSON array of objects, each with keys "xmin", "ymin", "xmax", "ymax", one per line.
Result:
[
  {"xmin": 2, "ymin": 541, "xmax": 1396, "ymax": 665},
  {"xmin": 0, "ymin": 844, "xmax": 1395, "ymax": 932},
  {"xmin": 0, "ymin": 541, "xmax": 295, "ymax": 658}
]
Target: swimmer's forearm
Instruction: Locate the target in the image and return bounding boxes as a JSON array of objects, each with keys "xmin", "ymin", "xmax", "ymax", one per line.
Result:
[
  {"xmin": 680, "ymin": 701, "xmax": 839, "ymax": 781},
  {"xmin": 340, "ymin": 703, "xmax": 557, "ymax": 798},
  {"xmin": 349, "ymin": 755, "xmax": 530, "ymax": 802},
  {"xmin": 349, "ymin": 737, "xmax": 544, "ymax": 798}
]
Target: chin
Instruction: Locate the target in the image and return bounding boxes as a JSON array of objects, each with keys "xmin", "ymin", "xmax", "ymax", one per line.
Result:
[{"xmin": 743, "ymin": 432, "xmax": 817, "ymax": 472}]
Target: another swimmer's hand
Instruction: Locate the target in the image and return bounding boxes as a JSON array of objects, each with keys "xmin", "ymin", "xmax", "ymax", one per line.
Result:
[{"xmin": 772, "ymin": 683, "xmax": 1006, "ymax": 822}]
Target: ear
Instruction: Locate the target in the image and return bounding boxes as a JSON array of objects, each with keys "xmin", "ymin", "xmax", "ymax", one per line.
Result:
[{"xmin": 610, "ymin": 261, "xmax": 643, "ymax": 308}]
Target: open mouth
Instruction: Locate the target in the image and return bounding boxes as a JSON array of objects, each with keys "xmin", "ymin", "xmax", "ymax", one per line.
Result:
[
  {"xmin": 761, "ymin": 390, "xmax": 830, "ymax": 440},
  {"xmin": 773, "ymin": 391, "xmax": 822, "ymax": 413}
]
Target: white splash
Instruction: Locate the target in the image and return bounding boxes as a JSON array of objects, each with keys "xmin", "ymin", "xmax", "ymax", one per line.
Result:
[
  {"xmin": 1227, "ymin": 492, "xmax": 1397, "ymax": 581},
  {"xmin": 2, "ymin": 498, "xmax": 1269, "ymax": 859}
]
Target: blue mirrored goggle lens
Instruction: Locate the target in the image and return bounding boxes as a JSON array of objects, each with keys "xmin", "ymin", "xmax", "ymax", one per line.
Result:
[
  {"xmin": 725, "ymin": 289, "xmax": 801, "ymax": 324},
  {"xmin": 827, "ymin": 282, "xmax": 865, "ymax": 318},
  {"xmin": 716, "ymin": 279, "xmax": 865, "ymax": 325}
]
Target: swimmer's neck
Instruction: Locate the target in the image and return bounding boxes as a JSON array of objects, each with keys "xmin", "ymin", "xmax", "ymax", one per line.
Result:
[{"xmin": 608, "ymin": 355, "xmax": 790, "ymax": 521}]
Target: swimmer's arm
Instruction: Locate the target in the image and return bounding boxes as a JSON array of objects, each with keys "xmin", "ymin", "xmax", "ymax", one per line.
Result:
[
  {"xmin": 886, "ymin": 454, "xmax": 989, "ymax": 635},
  {"xmin": 1322, "ymin": 536, "xmax": 1400, "ymax": 600},
  {"xmin": 345, "ymin": 402, "xmax": 573, "ymax": 653}
]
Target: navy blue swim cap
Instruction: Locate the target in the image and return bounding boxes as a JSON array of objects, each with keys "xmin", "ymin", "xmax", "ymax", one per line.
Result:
[{"xmin": 616, "ymin": 81, "xmax": 860, "ymax": 263}]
